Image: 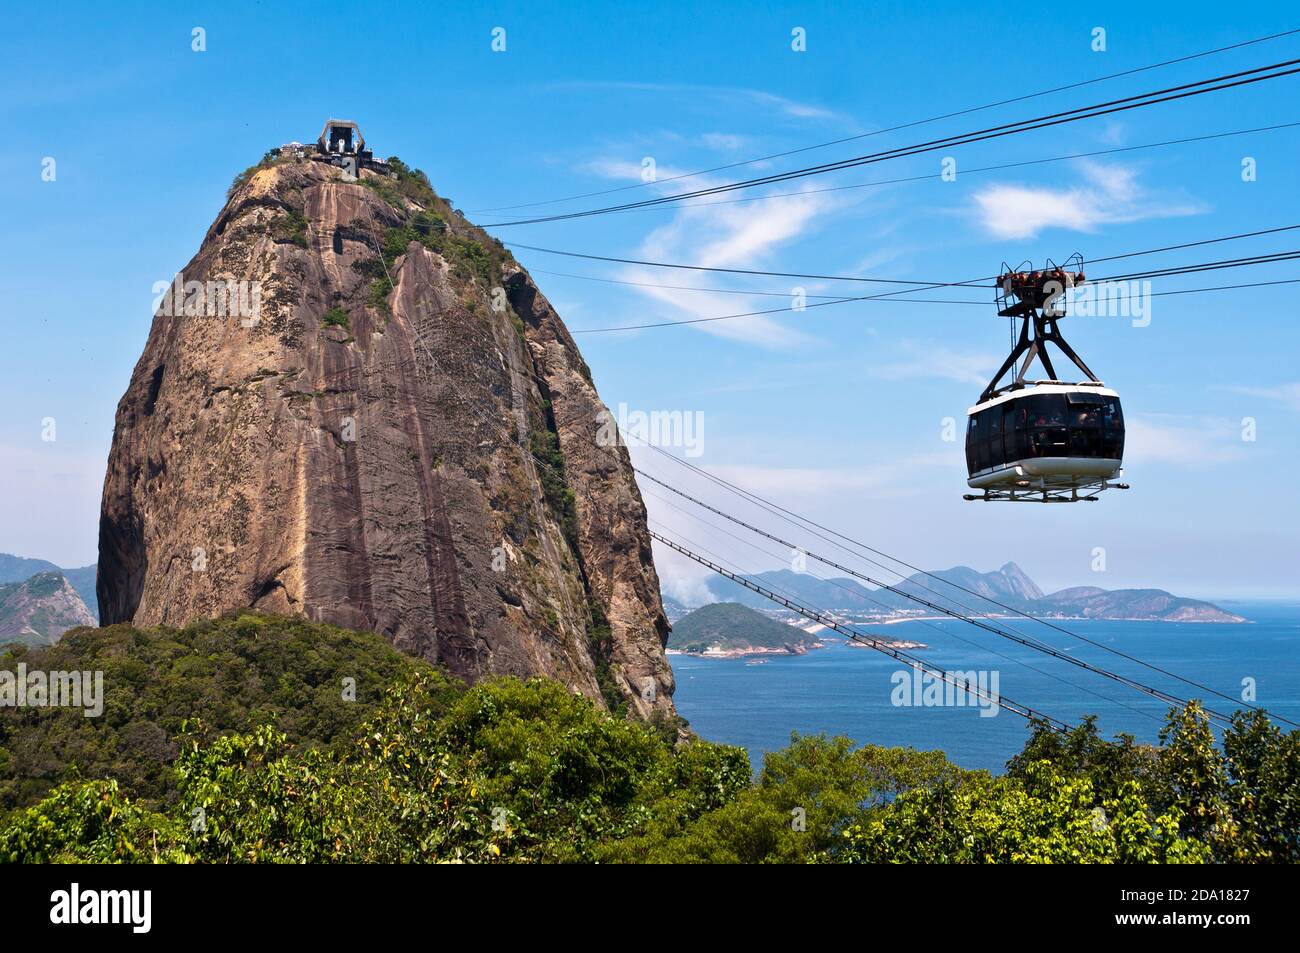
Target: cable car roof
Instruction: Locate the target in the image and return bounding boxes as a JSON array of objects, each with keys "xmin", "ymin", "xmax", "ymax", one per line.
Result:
[{"xmin": 967, "ymin": 381, "xmax": 1119, "ymax": 416}]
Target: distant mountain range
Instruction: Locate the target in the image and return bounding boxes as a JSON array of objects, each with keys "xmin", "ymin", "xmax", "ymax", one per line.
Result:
[
  {"xmin": 694, "ymin": 562, "xmax": 1245, "ymax": 624},
  {"xmin": 0, "ymin": 550, "xmax": 1247, "ymax": 652}
]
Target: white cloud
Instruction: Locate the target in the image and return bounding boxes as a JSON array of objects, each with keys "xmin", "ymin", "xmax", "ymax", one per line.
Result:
[
  {"xmin": 1098, "ymin": 121, "xmax": 1127, "ymax": 146},
  {"xmin": 1123, "ymin": 414, "xmax": 1246, "ymax": 466},
  {"xmin": 741, "ymin": 90, "xmax": 838, "ymax": 121},
  {"xmin": 971, "ymin": 160, "xmax": 1202, "ymax": 239}
]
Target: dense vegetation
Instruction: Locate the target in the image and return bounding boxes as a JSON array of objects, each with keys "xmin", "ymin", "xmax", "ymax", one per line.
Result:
[
  {"xmin": 2, "ymin": 614, "xmax": 1296, "ymax": 863},
  {"xmin": 0, "ymin": 614, "xmax": 436, "ymax": 812}
]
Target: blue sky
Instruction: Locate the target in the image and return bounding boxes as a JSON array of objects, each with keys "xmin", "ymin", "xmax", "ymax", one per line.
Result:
[{"xmin": 1, "ymin": 1, "xmax": 1297, "ymax": 600}]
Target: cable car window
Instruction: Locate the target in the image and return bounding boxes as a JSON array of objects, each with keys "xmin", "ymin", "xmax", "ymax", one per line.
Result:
[
  {"xmin": 975, "ymin": 408, "xmax": 991, "ymax": 470},
  {"xmin": 1002, "ymin": 405, "xmax": 1020, "ymax": 462},
  {"xmin": 1072, "ymin": 406, "xmax": 1101, "ymax": 428},
  {"xmin": 1103, "ymin": 428, "xmax": 1124, "ymax": 458},
  {"xmin": 1028, "ymin": 394, "xmax": 1068, "ymax": 427},
  {"xmin": 1069, "ymin": 427, "xmax": 1102, "ymax": 456},
  {"xmin": 985, "ymin": 409, "xmax": 1002, "ymax": 466},
  {"xmin": 1102, "ymin": 398, "xmax": 1124, "ymax": 430},
  {"xmin": 1033, "ymin": 428, "xmax": 1068, "ymax": 456}
]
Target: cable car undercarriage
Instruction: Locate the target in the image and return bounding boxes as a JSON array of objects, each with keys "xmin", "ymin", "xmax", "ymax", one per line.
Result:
[{"xmin": 964, "ymin": 256, "xmax": 1129, "ymax": 503}]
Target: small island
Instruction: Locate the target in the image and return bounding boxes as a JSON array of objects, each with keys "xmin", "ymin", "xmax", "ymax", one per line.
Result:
[
  {"xmin": 667, "ymin": 603, "xmax": 823, "ymax": 657},
  {"xmin": 667, "ymin": 602, "xmax": 925, "ymax": 658}
]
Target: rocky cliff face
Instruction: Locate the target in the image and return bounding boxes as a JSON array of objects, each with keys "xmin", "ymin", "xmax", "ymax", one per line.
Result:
[
  {"xmin": 0, "ymin": 572, "xmax": 97, "ymax": 646},
  {"xmin": 97, "ymin": 151, "xmax": 674, "ymax": 717}
]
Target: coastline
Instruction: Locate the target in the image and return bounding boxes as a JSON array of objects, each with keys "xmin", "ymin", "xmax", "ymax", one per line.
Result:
[
  {"xmin": 878, "ymin": 612, "xmax": 1247, "ymax": 625},
  {"xmin": 667, "ymin": 635, "xmax": 927, "ymax": 659},
  {"xmin": 666, "ymin": 643, "xmax": 822, "ymax": 660}
]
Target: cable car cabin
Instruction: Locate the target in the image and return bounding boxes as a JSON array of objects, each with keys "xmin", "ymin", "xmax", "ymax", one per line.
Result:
[
  {"xmin": 965, "ymin": 384, "xmax": 1125, "ymax": 502},
  {"xmin": 962, "ymin": 256, "xmax": 1130, "ymax": 502}
]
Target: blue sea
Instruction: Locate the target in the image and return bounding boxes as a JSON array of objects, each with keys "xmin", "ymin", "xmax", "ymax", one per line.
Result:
[{"xmin": 668, "ymin": 602, "xmax": 1300, "ymax": 774}]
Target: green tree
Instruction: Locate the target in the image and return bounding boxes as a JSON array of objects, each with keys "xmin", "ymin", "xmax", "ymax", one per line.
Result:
[
  {"xmin": 603, "ymin": 735, "xmax": 962, "ymax": 864},
  {"xmin": 0, "ymin": 779, "xmax": 185, "ymax": 863},
  {"xmin": 1156, "ymin": 702, "xmax": 1236, "ymax": 855},
  {"xmin": 839, "ymin": 760, "xmax": 1208, "ymax": 864},
  {"xmin": 1220, "ymin": 709, "xmax": 1300, "ymax": 862},
  {"xmin": 1008, "ymin": 715, "xmax": 1159, "ymax": 803}
]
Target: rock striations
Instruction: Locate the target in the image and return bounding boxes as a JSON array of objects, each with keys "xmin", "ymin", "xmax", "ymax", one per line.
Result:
[{"xmin": 97, "ymin": 145, "xmax": 674, "ymax": 717}]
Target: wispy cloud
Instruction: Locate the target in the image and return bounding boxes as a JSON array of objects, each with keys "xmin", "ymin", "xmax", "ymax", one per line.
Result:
[
  {"xmin": 571, "ymin": 158, "xmax": 848, "ymax": 346},
  {"xmin": 1124, "ymin": 413, "xmax": 1247, "ymax": 466},
  {"xmin": 659, "ymin": 570, "xmax": 716, "ymax": 609},
  {"xmin": 539, "ymin": 80, "xmax": 851, "ymax": 126},
  {"xmin": 867, "ymin": 340, "xmax": 999, "ymax": 387},
  {"xmin": 623, "ymin": 188, "xmax": 835, "ymax": 346},
  {"xmin": 1219, "ymin": 382, "xmax": 1300, "ymax": 413},
  {"xmin": 578, "ymin": 157, "xmax": 694, "ymax": 182},
  {"xmin": 971, "ymin": 160, "xmax": 1203, "ymax": 239},
  {"xmin": 701, "ymin": 132, "xmax": 752, "ymax": 152}
]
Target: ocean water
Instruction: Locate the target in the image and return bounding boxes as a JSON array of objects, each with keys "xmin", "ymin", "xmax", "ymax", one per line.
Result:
[{"xmin": 667, "ymin": 602, "xmax": 1300, "ymax": 774}]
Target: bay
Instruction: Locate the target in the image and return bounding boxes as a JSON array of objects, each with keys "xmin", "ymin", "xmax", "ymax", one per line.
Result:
[{"xmin": 668, "ymin": 601, "xmax": 1300, "ymax": 774}]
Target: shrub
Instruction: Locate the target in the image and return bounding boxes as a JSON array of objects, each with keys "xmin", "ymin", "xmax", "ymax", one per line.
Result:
[
  {"xmin": 271, "ymin": 209, "xmax": 309, "ymax": 248},
  {"xmin": 321, "ymin": 307, "xmax": 351, "ymax": 330}
]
